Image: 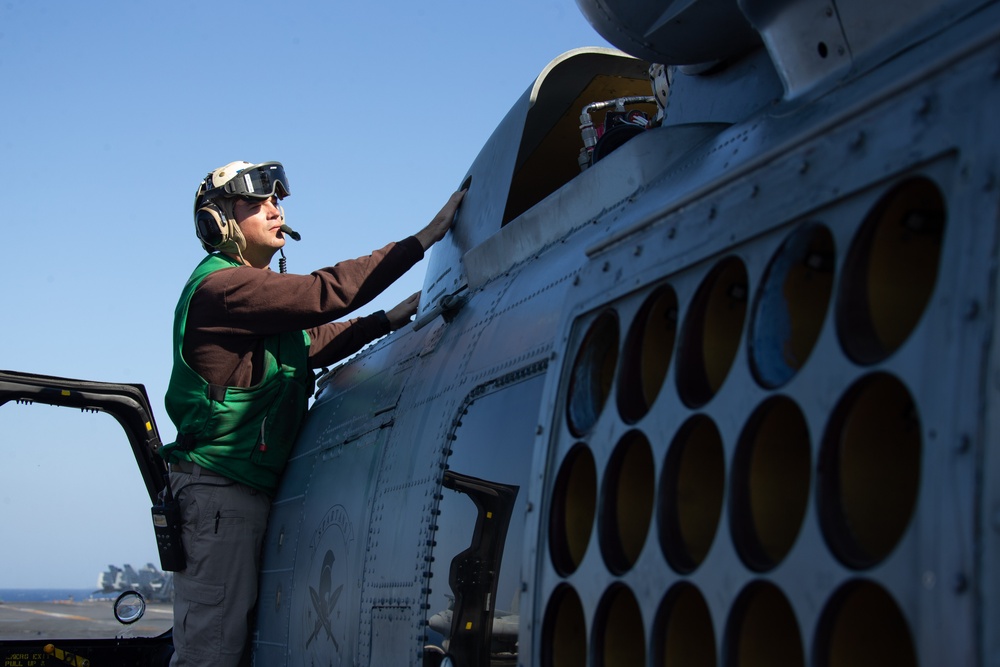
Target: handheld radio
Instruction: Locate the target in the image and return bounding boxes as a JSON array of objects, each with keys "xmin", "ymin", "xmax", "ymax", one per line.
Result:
[{"xmin": 151, "ymin": 473, "xmax": 186, "ymax": 572}]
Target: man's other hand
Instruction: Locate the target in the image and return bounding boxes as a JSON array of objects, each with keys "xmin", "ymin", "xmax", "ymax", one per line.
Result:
[{"xmin": 386, "ymin": 292, "xmax": 421, "ymax": 330}]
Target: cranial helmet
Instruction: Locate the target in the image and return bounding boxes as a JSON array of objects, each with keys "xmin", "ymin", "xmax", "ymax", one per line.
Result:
[{"xmin": 193, "ymin": 161, "xmax": 291, "ymax": 253}]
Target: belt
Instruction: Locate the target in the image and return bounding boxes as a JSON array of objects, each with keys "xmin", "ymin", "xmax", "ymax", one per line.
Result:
[{"xmin": 169, "ymin": 460, "xmax": 224, "ymax": 477}]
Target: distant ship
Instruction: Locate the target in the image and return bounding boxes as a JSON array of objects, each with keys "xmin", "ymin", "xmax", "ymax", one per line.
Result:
[{"xmin": 94, "ymin": 563, "xmax": 172, "ymax": 602}]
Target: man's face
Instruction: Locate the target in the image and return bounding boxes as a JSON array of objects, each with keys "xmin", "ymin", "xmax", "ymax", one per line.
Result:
[{"xmin": 233, "ymin": 196, "xmax": 286, "ymax": 252}]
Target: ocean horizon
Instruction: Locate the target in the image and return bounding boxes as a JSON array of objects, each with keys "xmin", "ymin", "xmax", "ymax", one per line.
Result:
[{"xmin": 0, "ymin": 588, "xmax": 113, "ymax": 603}]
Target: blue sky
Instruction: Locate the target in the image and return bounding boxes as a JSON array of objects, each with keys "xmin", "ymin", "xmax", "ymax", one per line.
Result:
[{"xmin": 0, "ymin": 0, "xmax": 610, "ymax": 588}]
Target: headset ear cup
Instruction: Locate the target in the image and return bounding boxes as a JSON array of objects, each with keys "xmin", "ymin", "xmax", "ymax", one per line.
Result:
[{"xmin": 195, "ymin": 202, "xmax": 228, "ymax": 249}]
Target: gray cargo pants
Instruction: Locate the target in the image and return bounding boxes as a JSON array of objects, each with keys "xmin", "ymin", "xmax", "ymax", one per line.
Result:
[{"xmin": 168, "ymin": 463, "xmax": 271, "ymax": 667}]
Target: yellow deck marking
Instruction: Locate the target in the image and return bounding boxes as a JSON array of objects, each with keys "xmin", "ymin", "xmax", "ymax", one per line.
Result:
[{"xmin": 8, "ymin": 606, "xmax": 91, "ymax": 622}]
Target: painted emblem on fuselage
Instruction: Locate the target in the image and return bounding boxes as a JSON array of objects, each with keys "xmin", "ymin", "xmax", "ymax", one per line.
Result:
[{"xmin": 302, "ymin": 504, "xmax": 354, "ymax": 663}]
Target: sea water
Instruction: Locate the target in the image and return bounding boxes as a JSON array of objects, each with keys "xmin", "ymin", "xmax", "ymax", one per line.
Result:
[{"xmin": 0, "ymin": 589, "xmax": 105, "ymax": 603}]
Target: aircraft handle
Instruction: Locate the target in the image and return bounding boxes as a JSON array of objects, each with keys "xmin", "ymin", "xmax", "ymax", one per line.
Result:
[{"xmin": 413, "ymin": 293, "xmax": 467, "ymax": 331}]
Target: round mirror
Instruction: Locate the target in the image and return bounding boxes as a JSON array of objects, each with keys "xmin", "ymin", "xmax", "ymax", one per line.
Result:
[{"xmin": 114, "ymin": 590, "xmax": 146, "ymax": 625}]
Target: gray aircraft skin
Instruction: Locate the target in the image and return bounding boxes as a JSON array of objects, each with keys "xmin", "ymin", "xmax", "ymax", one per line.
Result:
[{"xmin": 2, "ymin": 0, "xmax": 1000, "ymax": 664}]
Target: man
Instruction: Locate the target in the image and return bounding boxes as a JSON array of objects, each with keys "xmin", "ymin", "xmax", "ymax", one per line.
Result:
[{"xmin": 158, "ymin": 160, "xmax": 465, "ymax": 666}]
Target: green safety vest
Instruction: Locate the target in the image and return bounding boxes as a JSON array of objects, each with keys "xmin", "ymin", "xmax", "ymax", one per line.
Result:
[{"xmin": 160, "ymin": 253, "xmax": 314, "ymax": 495}]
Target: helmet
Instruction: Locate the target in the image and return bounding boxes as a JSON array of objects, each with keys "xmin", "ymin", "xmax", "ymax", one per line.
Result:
[{"xmin": 193, "ymin": 161, "xmax": 291, "ymax": 253}]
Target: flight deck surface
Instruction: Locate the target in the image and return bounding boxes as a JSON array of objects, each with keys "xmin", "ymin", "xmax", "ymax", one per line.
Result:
[{"xmin": 0, "ymin": 599, "xmax": 172, "ymax": 641}]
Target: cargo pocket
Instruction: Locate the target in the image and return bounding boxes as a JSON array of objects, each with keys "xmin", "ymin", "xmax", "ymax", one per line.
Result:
[{"xmin": 175, "ymin": 576, "xmax": 224, "ymax": 650}]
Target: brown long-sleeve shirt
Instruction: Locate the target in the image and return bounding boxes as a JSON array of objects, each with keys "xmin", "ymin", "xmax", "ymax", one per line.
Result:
[{"xmin": 182, "ymin": 236, "xmax": 424, "ymax": 388}]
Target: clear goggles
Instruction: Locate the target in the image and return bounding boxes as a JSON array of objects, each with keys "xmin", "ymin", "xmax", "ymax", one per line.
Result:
[{"xmin": 218, "ymin": 162, "xmax": 290, "ymax": 200}]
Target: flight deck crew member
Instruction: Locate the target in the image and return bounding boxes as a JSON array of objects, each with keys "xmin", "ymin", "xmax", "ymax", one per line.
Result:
[{"xmin": 158, "ymin": 160, "xmax": 465, "ymax": 666}]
